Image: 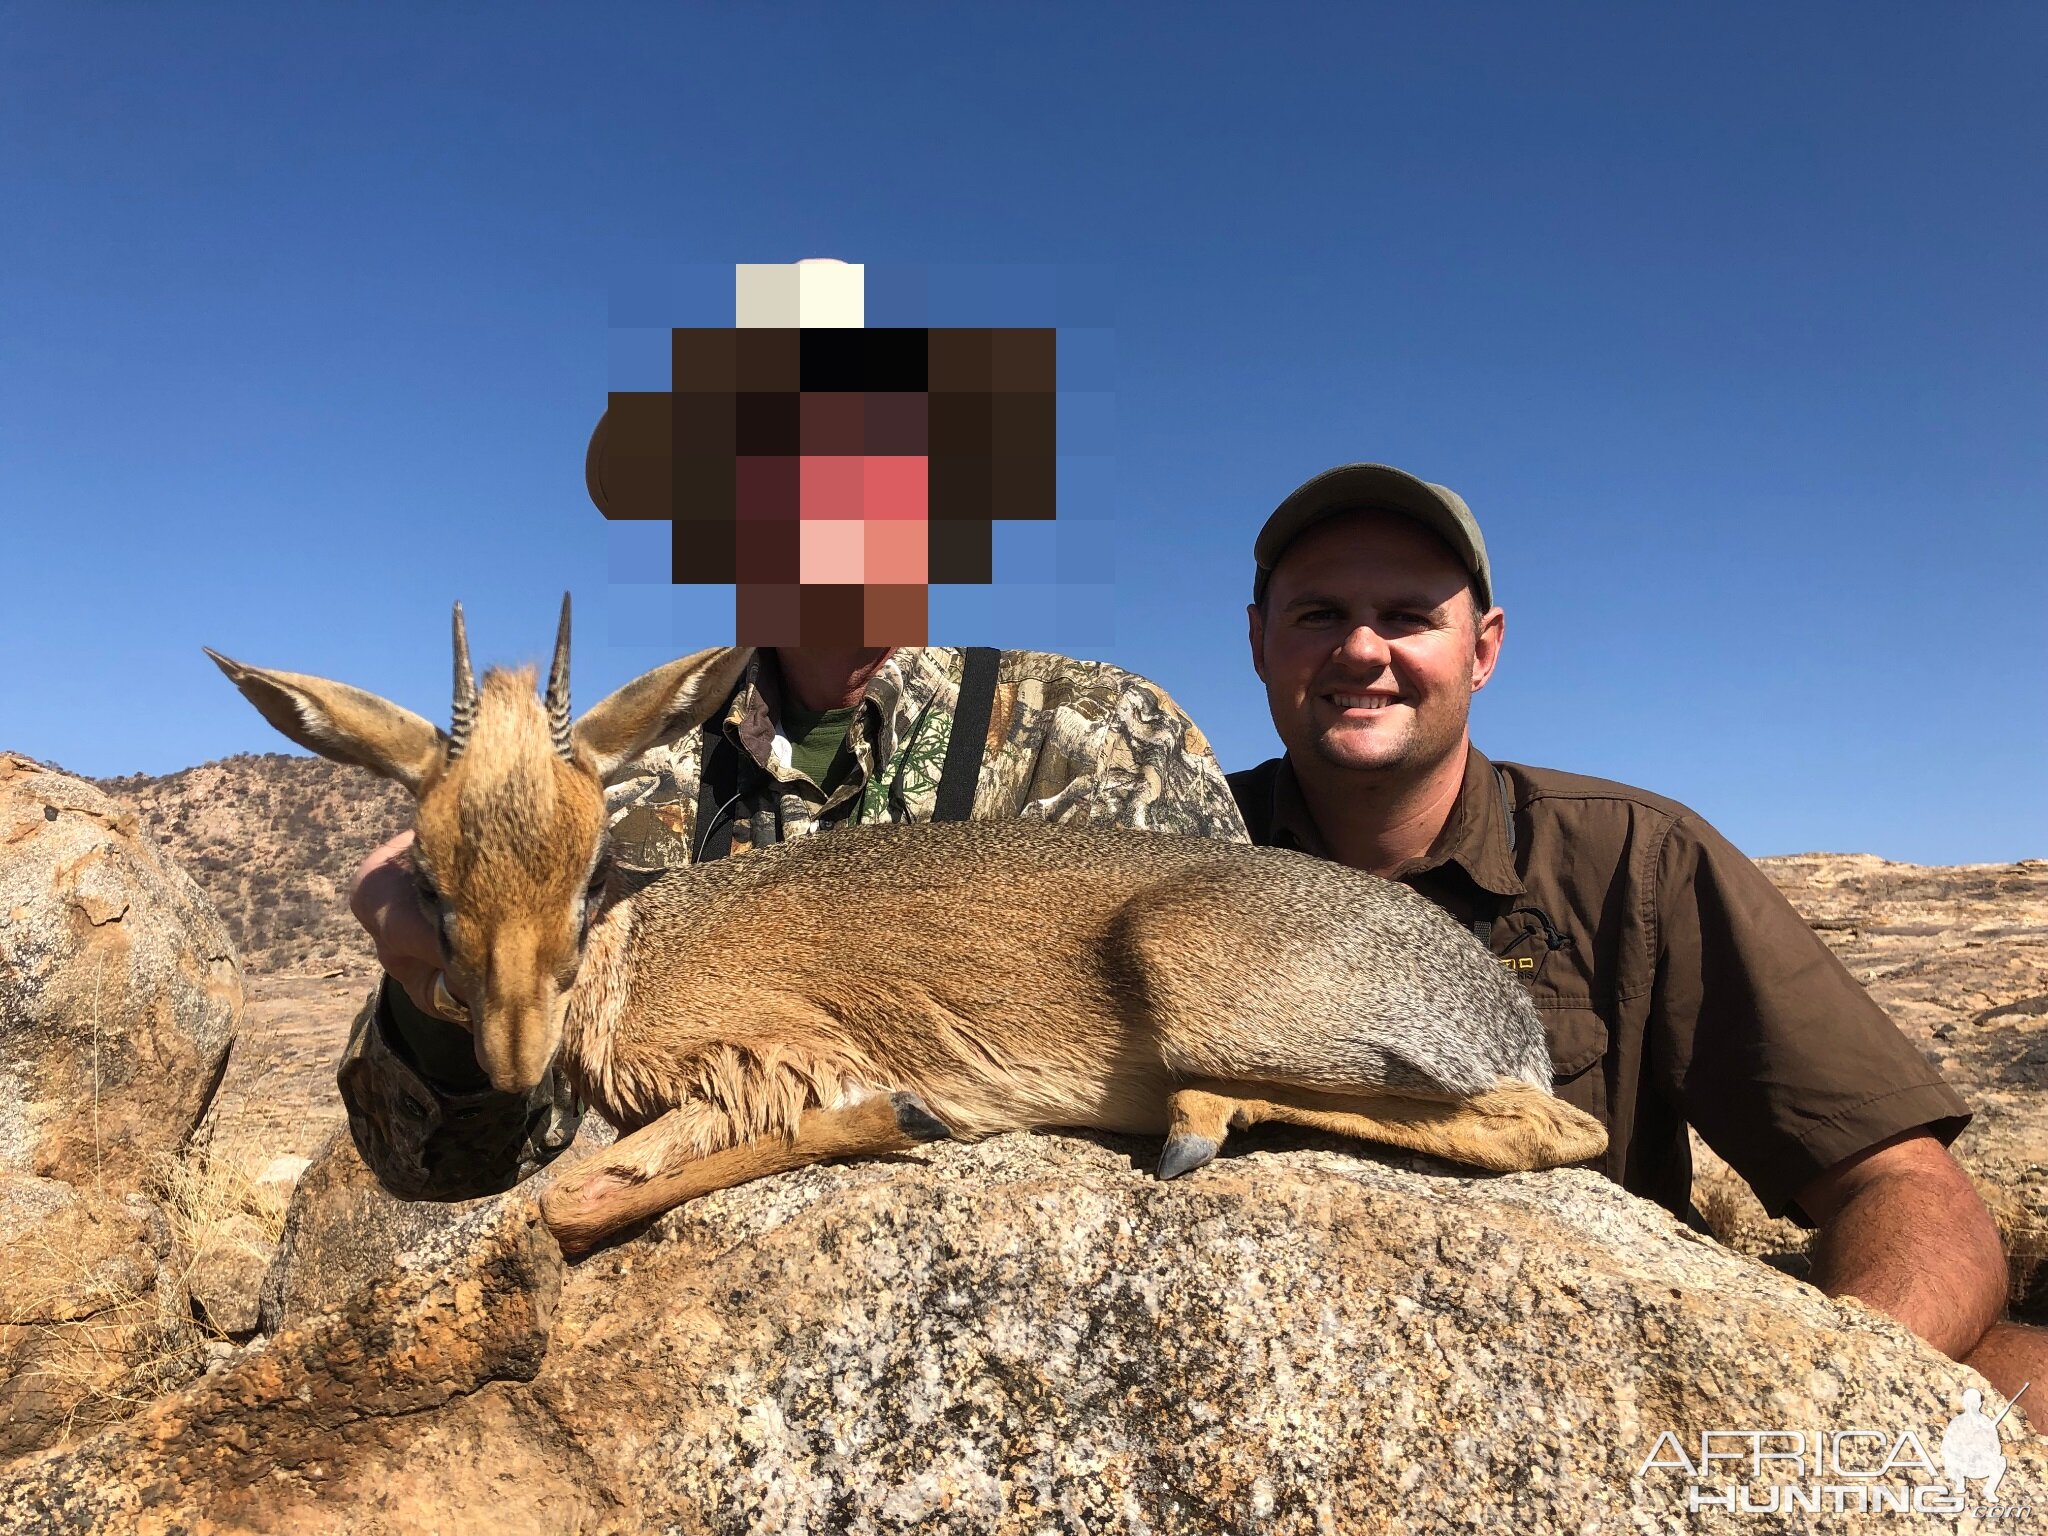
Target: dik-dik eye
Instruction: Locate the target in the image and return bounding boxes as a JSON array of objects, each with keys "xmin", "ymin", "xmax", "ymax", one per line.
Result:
[
  {"xmin": 413, "ymin": 874, "xmax": 455, "ymax": 954},
  {"xmin": 585, "ymin": 853, "xmax": 613, "ymax": 898}
]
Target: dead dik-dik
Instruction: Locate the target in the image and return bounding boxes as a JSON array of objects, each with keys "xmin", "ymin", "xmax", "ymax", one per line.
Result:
[{"xmin": 208, "ymin": 599, "xmax": 1607, "ymax": 1254}]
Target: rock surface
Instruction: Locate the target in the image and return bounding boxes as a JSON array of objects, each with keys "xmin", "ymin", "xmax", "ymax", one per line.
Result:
[
  {"xmin": 258, "ymin": 1109, "xmax": 615, "ymax": 1335},
  {"xmin": 8, "ymin": 747, "xmax": 2041, "ymax": 1528},
  {"xmin": 171, "ymin": 972, "xmax": 361, "ymax": 1337},
  {"xmin": 0, "ymin": 753, "xmax": 241, "ymax": 1189},
  {"xmin": 181, "ymin": 1211, "xmax": 275, "ymax": 1338},
  {"xmin": 0, "ymin": 1172, "xmax": 199, "ymax": 1459},
  {"xmin": 256, "ymin": 1120, "xmax": 476, "ymax": 1335},
  {"xmin": 1706, "ymin": 855, "xmax": 2048, "ymax": 1311},
  {"xmin": 0, "ymin": 755, "xmax": 247, "ymax": 1458},
  {"xmin": 3, "ymin": 1131, "xmax": 2038, "ymax": 1534}
]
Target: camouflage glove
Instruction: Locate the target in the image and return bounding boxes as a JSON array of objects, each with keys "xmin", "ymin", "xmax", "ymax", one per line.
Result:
[{"xmin": 336, "ymin": 979, "xmax": 583, "ymax": 1201}]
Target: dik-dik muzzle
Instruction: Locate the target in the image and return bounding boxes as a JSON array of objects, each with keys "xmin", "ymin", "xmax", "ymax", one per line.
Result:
[{"xmin": 207, "ymin": 597, "xmax": 753, "ymax": 1095}]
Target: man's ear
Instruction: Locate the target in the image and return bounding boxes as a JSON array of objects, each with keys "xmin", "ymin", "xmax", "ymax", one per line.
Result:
[
  {"xmin": 573, "ymin": 647, "xmax": 754, "ymax": 780},
  {"xmin": 204, "ymin": 650, "xmax": 446, "ymax": 793},
  {"xmin": 1470, "ymin": 603, "xmax": 1505, "ymax": 694},
  {"xmin": 1247, "ymin": 604, "xmax": 1269, "ymax": 685}
]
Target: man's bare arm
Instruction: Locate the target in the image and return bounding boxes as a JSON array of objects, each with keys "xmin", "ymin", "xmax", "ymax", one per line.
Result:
[{"xmin": 1797, "ymin": 1128, "xmax": 2006, "ymax": 1359}]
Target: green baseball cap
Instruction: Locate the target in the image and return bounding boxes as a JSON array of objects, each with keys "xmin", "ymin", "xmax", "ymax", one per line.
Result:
[{"xmin": 1253, "ymin": 463, "xmax": 1492, "ymax": 610}]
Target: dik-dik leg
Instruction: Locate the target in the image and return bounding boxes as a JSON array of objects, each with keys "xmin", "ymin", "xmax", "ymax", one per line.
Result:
[
  {"xmin": 543, "ymin": 1092, "xmax": 952, "ymax": 1256},
  {"xmin": 1157, "ymin": 1078, "xmax": 1605, "ymax": 1180}
]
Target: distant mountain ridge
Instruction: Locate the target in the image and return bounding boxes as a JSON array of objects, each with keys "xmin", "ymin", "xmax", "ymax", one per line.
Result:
[{"xmin": 94, "ymin": 754, "xmax": 410, "ymax": 977}]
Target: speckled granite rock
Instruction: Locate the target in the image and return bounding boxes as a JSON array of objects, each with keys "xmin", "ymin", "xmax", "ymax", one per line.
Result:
[
  {"xmin": 256, "ymin": 1121, "xmax": 416, "ymax": 1336},
  {"xmin": 0, "ymin": 753, "xmax": 241, "ymax": 1188},
  {"xmin": 1705, "ymin": 855, "xmax": 2048, "ymax": 1311},
  {"xmin": 257, "ymin": 1112, "xmax": 615, "ymax": 1336},
  {"xmin": 3, "ymin": 1131, "xmax": 2037, "ymax": 1534},
  {"xmin": 182, "ymin": 1211, "xmax": 274, "ymax": 1338},
  {"xmin": 0, "ymin": 1172, "xmax": 199, "ymax": 1459},
  {"xmin": 0, "ymin": 754, "xmax": 242, "ymax": 1457}
]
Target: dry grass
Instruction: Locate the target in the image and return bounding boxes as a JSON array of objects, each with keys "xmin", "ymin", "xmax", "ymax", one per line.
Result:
[
  {"xmin": 1, "ymin": 1194, "xmax": 204, "ymax": 1451},
  {"xmin": 0, "ymin": 1152, "xmax": 293, "ymax": 1454},
  {"xmin": 154, "ymin": 1147, "xmax": 293, "ymax": 1262}
]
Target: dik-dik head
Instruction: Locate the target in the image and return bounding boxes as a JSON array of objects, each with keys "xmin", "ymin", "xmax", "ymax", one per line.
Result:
[{"xmin": 207, "ymin": 599, "xmax": 749, "ymax": 1094}]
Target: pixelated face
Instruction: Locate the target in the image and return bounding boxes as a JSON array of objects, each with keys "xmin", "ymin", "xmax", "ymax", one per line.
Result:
[{"xmin": 588, "ymin": 260, "xmax": 1057, "ymax": 647}]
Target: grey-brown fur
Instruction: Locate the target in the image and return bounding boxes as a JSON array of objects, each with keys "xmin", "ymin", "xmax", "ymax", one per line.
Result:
[{"xmin": 610, "ymin": 820, "xmax": 1552, "ymax": 1133}]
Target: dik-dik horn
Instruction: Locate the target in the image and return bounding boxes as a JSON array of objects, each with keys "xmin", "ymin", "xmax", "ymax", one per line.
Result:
[{"xmin": 209, "ymin": 599, "xmax": 1606, "ymax": 1256}]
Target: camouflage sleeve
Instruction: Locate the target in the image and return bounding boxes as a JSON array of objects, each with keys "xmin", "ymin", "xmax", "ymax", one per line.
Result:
[
  {"xmin": 335, "ymin": 978, "xmax": 583, "ymax": 1201},
  {"xmin": 1020, "ymin": 668, "xmax": 1251, "ymax": 842}
]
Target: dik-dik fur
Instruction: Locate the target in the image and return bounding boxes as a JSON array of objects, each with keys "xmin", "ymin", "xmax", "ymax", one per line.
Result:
[{"xmin": 208, "ymin": 599, "xmax": 1607, "ymax": 1254}]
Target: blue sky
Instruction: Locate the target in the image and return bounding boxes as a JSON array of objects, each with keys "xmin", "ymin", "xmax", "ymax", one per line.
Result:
[{"xmin": 3, "ymin": 3, "xmax": 2042, "ymax": 863}]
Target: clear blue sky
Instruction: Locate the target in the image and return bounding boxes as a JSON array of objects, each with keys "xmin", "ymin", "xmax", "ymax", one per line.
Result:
[{"xmin": 4, "ymin": 4, "xmax": 2042, "ymax": 863}]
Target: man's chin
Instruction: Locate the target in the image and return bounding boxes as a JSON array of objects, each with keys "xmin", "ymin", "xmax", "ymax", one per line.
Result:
[{"xmin": 1307, "ymin": 728, "xmax": 1414, "ymax": 776}]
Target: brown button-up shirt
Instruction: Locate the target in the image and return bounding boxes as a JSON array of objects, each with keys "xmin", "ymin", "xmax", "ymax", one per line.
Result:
[{"xmin": 1228, "ymin": 747, "xmax": 1971, "ymax": 1223}]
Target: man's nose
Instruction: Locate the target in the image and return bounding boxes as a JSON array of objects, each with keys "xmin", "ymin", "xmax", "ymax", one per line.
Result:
[{"xmin": 1335, "ymin": 623, "xmax": 1392, "ymax": 667}]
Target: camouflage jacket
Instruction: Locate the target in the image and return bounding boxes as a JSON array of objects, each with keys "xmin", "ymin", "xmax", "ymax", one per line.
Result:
[{"xmin": 337, "ymin": 645, "xmax": 1249, "ymax": 1200}]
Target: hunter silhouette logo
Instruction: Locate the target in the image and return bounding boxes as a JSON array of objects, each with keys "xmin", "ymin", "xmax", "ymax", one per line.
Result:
[
  {"xmin": 586, "ymin": 259, "xmax": 1058, "ymax": 647},
  {"xmin": 1941, "ymin": 1383, "xmax": 2026, "ymax": 1502}
]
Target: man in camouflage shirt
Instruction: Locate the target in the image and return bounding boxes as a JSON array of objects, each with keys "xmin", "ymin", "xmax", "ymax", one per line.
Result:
[{"xmin": 339, "ymin": 644, "xmax": 1248, "ymax": 1200}]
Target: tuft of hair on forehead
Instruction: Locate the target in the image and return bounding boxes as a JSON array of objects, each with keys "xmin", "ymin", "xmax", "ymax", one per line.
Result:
[
  {"xmin": 435, "ymin": 666, "xmax": 588, "ymax": 876},
  {"xmin": 455, "ymin": 668, "xmax": 552, "ymax": 775}
]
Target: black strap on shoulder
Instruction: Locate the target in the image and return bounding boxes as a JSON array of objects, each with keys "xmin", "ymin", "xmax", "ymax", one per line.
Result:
[
  {"xmin": 693, "ymin": 717, "xmax": 746, "ymax": 863},
  {"xmin": 933, "ymin": 647, "xmax": 999, "ymax": 824}
]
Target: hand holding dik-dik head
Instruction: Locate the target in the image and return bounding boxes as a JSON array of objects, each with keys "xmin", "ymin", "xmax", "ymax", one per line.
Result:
[{"xmin": 210, "ymin": 599, "xmax": 1605, "ymax": 1257}]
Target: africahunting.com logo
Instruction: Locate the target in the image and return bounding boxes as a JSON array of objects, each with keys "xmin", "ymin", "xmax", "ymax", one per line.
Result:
[{"xmin": 1636, "ymin": 1384, "xmax": 2031, "ymax": 1518}]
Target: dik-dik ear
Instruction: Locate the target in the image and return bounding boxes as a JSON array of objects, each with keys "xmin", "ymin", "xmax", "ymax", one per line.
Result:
[
  {"xmin": 204, "ymin": 649, "xmax": 447, "ymax": 794},
  {"xmin": 572, "ymin": 647, "xmax": 753, "ymax": 780}
]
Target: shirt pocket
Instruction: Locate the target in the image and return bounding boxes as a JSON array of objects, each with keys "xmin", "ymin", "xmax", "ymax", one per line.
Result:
[{"xmin": 1538, "ymin": 1005, "xmax": 1610, "ymax": 1129}]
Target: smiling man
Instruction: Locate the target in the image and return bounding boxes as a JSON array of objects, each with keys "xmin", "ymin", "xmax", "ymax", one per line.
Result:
[{"xmin": 1229, "ymin": 461, "xmax": 2041, "ymax": 1400}]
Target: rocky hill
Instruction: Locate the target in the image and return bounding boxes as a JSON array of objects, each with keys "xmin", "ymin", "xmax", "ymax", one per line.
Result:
[
  {"xmin": 1691, "ymin": 851, "xmax": 2048, "ymax": 1316},
  {"xmin": 93, "ymin": 754, "xmax": 409, "ymax": 977}
]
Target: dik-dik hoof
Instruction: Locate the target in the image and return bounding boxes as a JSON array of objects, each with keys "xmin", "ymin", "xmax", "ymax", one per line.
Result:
[
  {"xmin": 891, "ymin": 1092, "xmax": 953, "ymax": 1143},
  {"xmin": 1156, "ymin": 1132, "xmax": 1220, "ymax": 1181}
]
